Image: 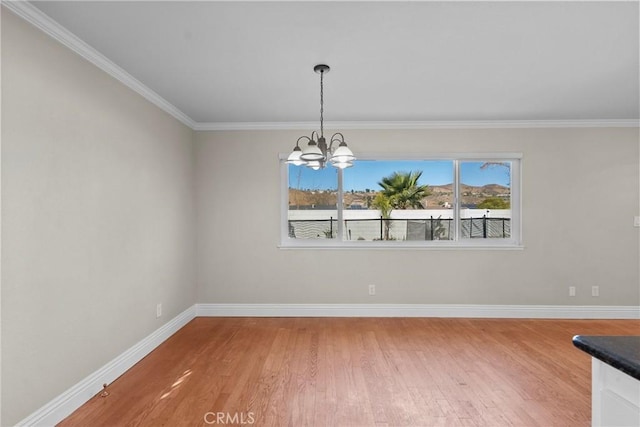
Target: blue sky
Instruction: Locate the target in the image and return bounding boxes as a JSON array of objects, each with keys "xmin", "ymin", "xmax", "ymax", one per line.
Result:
[{"xmin": 289, "ymin": 160, "xmax": 510, "ymax": 191}]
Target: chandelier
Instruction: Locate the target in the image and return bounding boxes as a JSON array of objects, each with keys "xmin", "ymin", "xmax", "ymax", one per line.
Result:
[{"xmin": 286, "ymin": 64, "xmax": 355, "ymax": 170}]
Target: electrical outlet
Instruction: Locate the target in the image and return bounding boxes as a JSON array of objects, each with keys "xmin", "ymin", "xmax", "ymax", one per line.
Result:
[
  {"xmin": 156, "ymin": 303, "xmax": 162, "ymax": 318},
  {"xmin": 368, "ymin": 284, "xmax": 376, "ymax": 296},
  {"xmin": 591, "ymin": 286, "xmax": 599, "ymax": 297},
  {"xmin": 634, "ymin": 216, "xmax": 640, "ymax": 227},
  {"xmin": 569, "ymin": 286, "xmax": 576, "ymax": 297}
]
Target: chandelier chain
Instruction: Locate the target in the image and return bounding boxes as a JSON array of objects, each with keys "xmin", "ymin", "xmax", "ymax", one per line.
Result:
[{"xmin": 320, "ymin": 69, "xmax": 324, "ymax": 138}]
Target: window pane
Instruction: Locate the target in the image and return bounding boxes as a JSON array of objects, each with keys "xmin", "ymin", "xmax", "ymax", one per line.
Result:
[
  {"xmin": 342, "ymin": 160, "xmax": 454, "ymax": 241},
  {"xmin": 459, "ymin": 161, "xmax": 511, "ymax": 239},
  {"xmin": 288, "ymin": 165, "xmax": 338, "ymax": 239}
]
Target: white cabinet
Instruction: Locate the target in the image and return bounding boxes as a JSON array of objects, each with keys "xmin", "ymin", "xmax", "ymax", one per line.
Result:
[{"xmin": 592, "ymin": 358, "xmax": 640, "ymax": 427}]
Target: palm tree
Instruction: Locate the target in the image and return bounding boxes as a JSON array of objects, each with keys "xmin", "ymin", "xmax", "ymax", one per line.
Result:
[
  {"xmin": 378, "ymin": 171, "xmax": 431, "ymax": 209},
  {"xmin": 371, "ymin": 171, "xmax": 430, "ymax": 240},
  {"xmin": 371, "ymin": 192, "xmax": 393, "ymax": 240}
]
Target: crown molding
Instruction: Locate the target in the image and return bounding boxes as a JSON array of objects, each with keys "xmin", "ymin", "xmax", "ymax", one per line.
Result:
[
  {"xmin": 2, "ymin": 0, "xmax": 197, "ymax": 129},
  {"xmin": 193, "ymin": 119, "xmax": 640, "ymax": 131},
  {"xmin": 4, "ymin": 2, "xmax": 638, "ymax": 132}
]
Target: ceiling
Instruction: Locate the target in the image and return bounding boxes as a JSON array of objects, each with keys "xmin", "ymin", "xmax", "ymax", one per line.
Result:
[{"xmin": 23, "ymin": 1, "xmax": 640, "ymax": 127}]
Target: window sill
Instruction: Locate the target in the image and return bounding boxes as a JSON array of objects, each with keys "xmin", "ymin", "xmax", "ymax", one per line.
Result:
[{"xmin": 278, "ymin": 240, "xmax": 524, "ymax": 250}]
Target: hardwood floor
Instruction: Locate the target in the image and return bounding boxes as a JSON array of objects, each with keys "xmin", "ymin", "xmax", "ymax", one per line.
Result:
[{"xmin": 58, "ymin": 318, "xmax": 639, "ymax": 426}]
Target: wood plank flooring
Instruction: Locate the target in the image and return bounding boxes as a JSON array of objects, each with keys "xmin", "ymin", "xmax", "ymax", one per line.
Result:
[{"xmin": 58, "ymin": 318, "xmax": 639, "ymax": 426}]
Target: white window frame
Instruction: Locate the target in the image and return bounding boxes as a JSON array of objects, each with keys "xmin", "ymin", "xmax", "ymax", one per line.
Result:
[{"xmin": 280, "ymin": 152, "xmax": 523, "ymax": 249}]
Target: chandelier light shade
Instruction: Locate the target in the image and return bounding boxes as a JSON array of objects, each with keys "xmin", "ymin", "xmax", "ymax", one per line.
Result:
[{"xmin": 286, "ymin": 64, "xmax": 356, "ymax": 169}]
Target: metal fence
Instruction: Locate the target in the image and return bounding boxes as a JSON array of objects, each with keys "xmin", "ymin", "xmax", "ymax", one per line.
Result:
[
  {"xmin": 288, "ymin": 217, "xmax": 510, "ymax": 241},
  {"xmin": 288, "ymin": 218, "xmax": 339, "ymax": 239}
]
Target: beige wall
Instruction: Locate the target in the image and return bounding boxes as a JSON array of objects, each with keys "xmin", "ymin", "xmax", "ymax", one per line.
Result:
[
  {"xmin": 195, "ymin": 128, "xmax": 639, "ymax": 306},
  {"xmin": 1, "ymin": 11, "xmax": 196, "ymax": 425}
]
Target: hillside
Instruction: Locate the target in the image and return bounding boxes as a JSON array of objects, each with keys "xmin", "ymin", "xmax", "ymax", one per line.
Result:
[{"xmin": 289, "ymin": 183, "xmax": 510, "ymax": 209}]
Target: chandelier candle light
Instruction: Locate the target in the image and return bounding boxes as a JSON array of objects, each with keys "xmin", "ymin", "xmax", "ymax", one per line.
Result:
[{"xmin": 286, "ymin": 64, "xmax": 356, "ymax": 170}]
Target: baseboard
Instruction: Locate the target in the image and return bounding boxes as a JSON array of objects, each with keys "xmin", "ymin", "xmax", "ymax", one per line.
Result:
[
  {"xmin": 14, "ymin": 303, "xmax": 638, "ymax": 426},
  {"xmin": 16, "ymin": 305, "xmax": 197, "ymax": 427},
  {"xmin": 195, "ymin": 303, "xmax": 640, "ymax": 319}
]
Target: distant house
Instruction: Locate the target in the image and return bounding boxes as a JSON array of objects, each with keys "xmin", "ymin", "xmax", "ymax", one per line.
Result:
[{"xmin": 290, "ymin": 204, "xmax": 337, "ymax": 210}]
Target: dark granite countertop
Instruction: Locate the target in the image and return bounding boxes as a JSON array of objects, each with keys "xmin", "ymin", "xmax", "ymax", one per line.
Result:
[{"xmin": 573, "ymin": 335, "xmax": 640, "ymax": 380}]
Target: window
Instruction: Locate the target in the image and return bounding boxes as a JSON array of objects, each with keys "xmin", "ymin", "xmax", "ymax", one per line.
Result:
[{"xmin": 281, "ymin": 154, "xmax": 521, "ymax": 248}]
